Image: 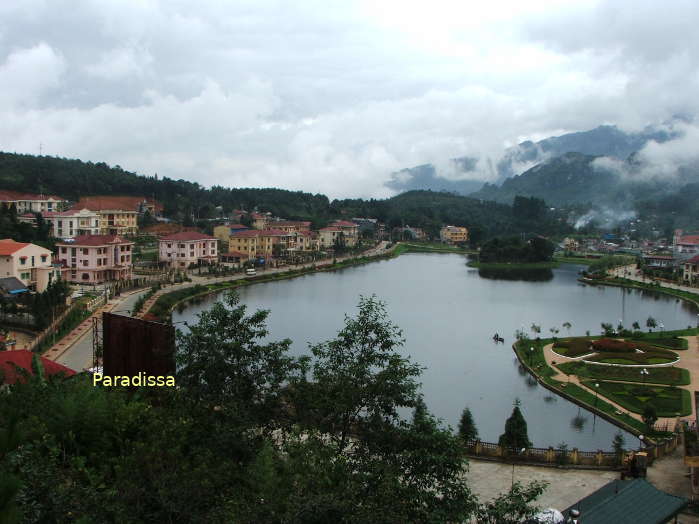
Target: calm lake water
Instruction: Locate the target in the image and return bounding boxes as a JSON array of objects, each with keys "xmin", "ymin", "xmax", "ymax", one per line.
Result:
[{"xmin": 173, "ymin": 253, "xmax": 698, "ymax": 450}]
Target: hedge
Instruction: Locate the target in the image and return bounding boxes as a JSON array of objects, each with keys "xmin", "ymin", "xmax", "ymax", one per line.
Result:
[
  {"xmin": 583, "ymin": 380, "xmax": 692, "ymax": 417},
  {"xmin": 556, "ymin": 361, "xmax": 689, "ymax": 386}
]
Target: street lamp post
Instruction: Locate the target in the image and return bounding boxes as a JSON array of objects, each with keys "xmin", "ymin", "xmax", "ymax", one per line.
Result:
[
  {"xmin": 640, "ymin": 368, "xmax": 649, "ymax": 389},
  {"xmin": 529, "ymin": 346, "xmax": 534, "ymax": 366},
  {"xmin": 594, "ymin": 382, "xmax": 600, "ymax": 407}
]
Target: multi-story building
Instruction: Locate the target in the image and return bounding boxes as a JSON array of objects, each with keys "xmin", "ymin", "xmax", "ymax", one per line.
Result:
[
  {"xmin": 228, "ymin": 229, "xmax": 290, "ymax": 258},
  {"xmin": 326, "ymin": 220, "xmax": 359, "ymax": 247},
  {"xmin": 318, "ymin": 227, "xmax": 344, "ymax": 249},
  {"xmin": 393, "ymin": 226, "xmax": 428, "ymax": 241},
  {"xmin": 19, "ymin": 208, "xmax": 101, "ymax": 240},
  {"xmin": 56, "ymin": 235, "xmax": 134, "ymax": 283},
  {"xmin": 213, "ymin": 223, "xmax": 250, "ymax": 245},
  {"xmin": 683, "ymin": 255, "xmax": 699, "ymax": 284},
  {"xmin": 0, "ymin": 239, "xmax": 58, "ymax": 292},
  {"xmin": 73, "ymin": 196, "xmax": 164, "ymax": 235},
  {"xmin": 269, "ymin": 221, "xmax": 312, "ymax": 233},
  {"xmin": 0, "ymin": 190, "xmax": 67, "ymax": 214},
  {"xmin": 251, "ymin": 212, "xmax": 271, "ymax": 230},
  {"xmin": 440, "ymin": 225, "xmax": 469, "ymax": 245},
  {"xmin": 158, "ymin": 232, "xmax": 218, "ymax": 268}
]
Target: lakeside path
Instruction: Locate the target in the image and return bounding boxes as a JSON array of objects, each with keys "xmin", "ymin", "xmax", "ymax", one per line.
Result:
[
  {"xmin": 609, "ymin": 264, "xmax": 699, "ymax": 295},
  {"xmin": 542, "ymin": 338, "xmax": 699, "ymax": 428},
  {"xmin": 48, "ymin": 241, "xmax": 394, "ymax": 371}
]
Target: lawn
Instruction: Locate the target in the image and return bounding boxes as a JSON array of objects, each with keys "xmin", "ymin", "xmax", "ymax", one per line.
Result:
[
  {"xmin": 582, "ymin": 380, "xmax": 692, "ymax": 417},
  {"xmin": 552, "ymin": 338, "xmax": 596, "ymax": 357},
  {"xmin": 584, "ymin": 351, "xmax": 678, "ymax": 365},
  {"xmin": 631, "ymin": 336, "xmax": 689, "ymax": 350},
  {"xmin": 556, "ymin": 361, "xmax": 690, "ymax": 386}
]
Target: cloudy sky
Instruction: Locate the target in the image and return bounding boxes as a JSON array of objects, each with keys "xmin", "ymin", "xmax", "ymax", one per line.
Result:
[{"xmin": 1, "ymin": 0, "xmax": 698, "ymax": 199}]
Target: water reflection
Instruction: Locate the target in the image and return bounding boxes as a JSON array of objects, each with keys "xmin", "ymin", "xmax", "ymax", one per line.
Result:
[
  {"xmin": 477, "ymin": 267, "xmax": 554, "ymax": 281},
  {"xmin": 571, "ymin": 414, "xmax": 588, "ymax": 432}
]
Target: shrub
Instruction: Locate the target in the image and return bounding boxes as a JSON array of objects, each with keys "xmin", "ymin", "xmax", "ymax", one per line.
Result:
[{"xmin": 552, "ymin": 338, "xmax": 593, "ymax": 357}]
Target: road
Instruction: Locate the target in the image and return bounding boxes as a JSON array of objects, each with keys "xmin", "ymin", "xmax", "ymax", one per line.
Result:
[
  {"xmin": 54, "ymin": 242, "xmax": 393, "ymax": 371},
  {"xmin": 55, "ymin": 288, "xmax": 151, "ymax": 371}
]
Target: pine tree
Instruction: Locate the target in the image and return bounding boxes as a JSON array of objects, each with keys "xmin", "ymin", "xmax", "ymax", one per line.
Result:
[
  {"xmin": 498, "ymin": 400, "xmax": 532, "ymax": 450},
  {"xmin": 458, "ymin": 406, "xmax": 478, "ymax": 442},
  {"xmin": 612, "ymin": 431, "xmax": 626, "ymax": 465}
]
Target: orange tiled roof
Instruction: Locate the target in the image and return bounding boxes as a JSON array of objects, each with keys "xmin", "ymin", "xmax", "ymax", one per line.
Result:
[
  {"xmin": 0, "ymin": 190, "xmax": 64, "ymax": 201},
  {"xmin": 73, "ymin": 196, "xmax": 163, "ymax": 213},
  {"xmin": 0, "ymin": 239, "xmax": 29, "ymax": 255}
]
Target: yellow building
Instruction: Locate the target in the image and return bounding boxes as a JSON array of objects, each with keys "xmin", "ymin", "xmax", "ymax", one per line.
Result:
[
  {"xmin": 213, "ymin": 224, "xmax": 249, "ymax": 244},
  {"xmin": 0, "ymin": 239, "xmax": 58, "ymax": 292},
  {"xmin": 228, "ymin": 229, "xmax": 289, "ymax": 258},
  {"xmin": 440, "ymin": 225, "xmax": 469, "ymax": 245}
]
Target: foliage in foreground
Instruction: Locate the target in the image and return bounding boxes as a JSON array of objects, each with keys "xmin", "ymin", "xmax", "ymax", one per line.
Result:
[{"xmin": 0, "ymin": 292, "xmax": 546, "ymax": 522}]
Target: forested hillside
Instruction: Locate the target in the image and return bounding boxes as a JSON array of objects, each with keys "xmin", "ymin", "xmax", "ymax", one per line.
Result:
[{"xmin": 0, "ymin": 152, "xmax": 572, "ymax": 239}]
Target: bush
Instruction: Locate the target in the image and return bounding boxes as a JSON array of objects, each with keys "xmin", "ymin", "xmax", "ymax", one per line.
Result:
[
  {"xmin": 592, "ymin": 338, "xmax": 637, "ymax": 353},
  {"xmin": 552, "ymin": 338, "xmax": 594, "ymax": 357}
]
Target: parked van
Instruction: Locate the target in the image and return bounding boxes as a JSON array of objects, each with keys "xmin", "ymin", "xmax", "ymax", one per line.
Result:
[{"xmin": 245, "ymin": 268, "xmax": 257, "ymax": 276}]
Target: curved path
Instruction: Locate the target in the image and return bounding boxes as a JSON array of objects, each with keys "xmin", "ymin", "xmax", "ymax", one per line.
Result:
[{"xmin": 543, "ymin": 338, "xmax": 699, "ymax": 427}]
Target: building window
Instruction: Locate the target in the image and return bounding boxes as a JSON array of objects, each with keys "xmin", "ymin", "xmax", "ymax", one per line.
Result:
[
  {"xmin": 82, "ymin": 248, "xmax": 88, "ymax": 255},
  {"xmin": 82, "ymin": 273, "xmax": 90, "ymax": 280},
  {"xmin": 20, "ymin": 272, "xmax": 30, "ymax": 280},
  {"xmin": 83, "ymin": 260, "xmax": 88, "ymax": 266},
  {"xmin": 167, "ymin": 243, "xmax": 172, "ymax": 248},
  {"xmin": 61, "ymin": 247, "xmax": 67, "ymax": 254},
  {"xmin": 41, "ymin": 255, "xmax": 47, "ymax": 263},
  {"xmin": 19, "ymin": 258, "xmax": 26, "ymax": 265}
]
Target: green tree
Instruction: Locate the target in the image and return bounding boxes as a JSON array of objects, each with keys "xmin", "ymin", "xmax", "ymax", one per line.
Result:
[
  {"xmin": 309, "ymin": 294, "xmax": 422, "ymax": 452},
  {"xmin": 632, "ymin": 321, "xmax": 641, "ymax": 331},
  {"xmin": 642, "ymin": 404, "xmax": 658, "ymax": 431},
  {"xmin": 646, "ymin": 316, "xmax": 657, "ymax": 332},
  {"xmin": 612, "ymin": 431, "xmax": 626, "ymax": 465},
  {"xmin": 475, "ymin": 480, "xmax": 548, "ymax": 524},
  {"xmin": 562, "ymin": 321, "xmax": 572, "ymax": 335},
  {"xmin": 498, "ymin": 400, "xmax": 532, "ymax": 450},
  {"xmin": 176, "ymin": 291, "xmax": 304, "ymax": 427},
  {"xmin": 458, "ymin": 406, "xmax": 478, "ymax": 442}
]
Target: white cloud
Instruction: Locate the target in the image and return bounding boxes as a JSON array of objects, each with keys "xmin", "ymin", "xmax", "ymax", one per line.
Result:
[{"xmin": 0, "ymin": 1, "xmax": 697, "ymax": 198}]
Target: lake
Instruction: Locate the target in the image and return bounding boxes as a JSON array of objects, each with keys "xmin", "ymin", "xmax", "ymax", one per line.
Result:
[{"xmin": 173, "ymin": 253, "xmax": 698, "ymax": 450}]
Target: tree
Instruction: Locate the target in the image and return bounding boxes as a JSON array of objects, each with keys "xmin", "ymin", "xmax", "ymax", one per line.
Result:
[
  {"xmin": 632, "ymin": 321, "xmax": 641, "ymax": 331},
  {"xmin": 412, "ymin": 396, "xmax": 429, "ymax": 428},
  {"xmin": 176, "ymin": 291, "xmax": 304, "ymax": 427},
  {"xmin": 458, "ymin": 406, "xmax": 478, "ymax": 442},
  {"xmin": 498, "ymin": 400, "xmax": 532, "ymax": 450},
  {"xmin": 601, "ymin": 322, "xmax": 614, "ymax": 336},
  {"xmin": 642, "ymin": 404, "xmax": 658, "ymax": 431},
  {"xmin": 646, "ymin": 316, "xmax": 657, "ymax": 332},
  {"xmin": 562, "ymin": 321, "xmax": 572, "ymax": 335},
  {"xmin": 309, "ymin": 295, "xmax": 422, "ymax": 452},
  {"xmin": 612, "ymin": 431, "xmax": 626, "ymax": 465},
  {"xmin": 475, "ymin": 481, "xmax": 548, "ymax": 524}
]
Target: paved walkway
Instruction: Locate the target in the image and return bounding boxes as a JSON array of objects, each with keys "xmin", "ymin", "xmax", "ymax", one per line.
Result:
[{"xmin": 610, "ymin": 264, "xmax": 699, "ymax": 295}]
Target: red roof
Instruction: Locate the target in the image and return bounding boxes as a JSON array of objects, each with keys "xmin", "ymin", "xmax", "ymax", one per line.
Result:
[
  {"xmin": 160, "ymin": 232, "xmax": 216, "ymax": 241},
  {"xmin": 227, "ymin": 224, "xmax": 248, "ymax": 229},
  {"xmin": 272, "ymin": 221, "xmax": 312, "ymax": 227},
  {"xmin": 0, "ymin": 239, "xmax": 29, "ymax": 255},
  {"xmin": 330, "ymin": 220, "xmax": 358, "ymax": 228},
  {"xmin": 0, "ymin": 190, "xmax": 64, "ymax": 201},
  {"xmin": 73, "ymin": 196, "xmax": 162, "ymax": 213},
  {"xmin": 58, "ymin": 235, "xmax": 132, "ymax": 246},
  {"xmin": 0, "ymin": 350, "xmax": 76, "ymax": 385},
  {"xmin": 686, "ymin": 255, "xmax": 699, "ymax": 264},
  {"xmin": 679, "ymin": 235, "xmax": 699, "ymax": 245}
]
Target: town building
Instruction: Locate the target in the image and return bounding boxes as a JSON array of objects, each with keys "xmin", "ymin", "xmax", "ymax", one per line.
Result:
[
  {"xmin": 0, "ymin": 350, "xmax": 76, "ymax": 385},
  {"xmin": 683, "ymin": 255, "xmax": 699, "ymax": 284},
  {"xmin": 0, "ymin": 239, "xmax": 58, "ymax": 292},
  {"xmin": 56, "ymin": 235, "xmax": 134, "ymax": 283},
  {"xmin": 642, "ymin": 254, "xmax": 675, "ymax": 269},
  {"xmin": 0, "ymin": 190, "xmax": 67, "ymax": 214},
  {"xmin": 393, "ymin": 225, "xmax": 428, "ymax": 241},
  {"xmin": 158, "ymin": 232, "xmax": 218, "ymax": 268},
  {"xmin": 268, "ymin": 220, "xmax": 312, "ymax": 233},
  {"xmin": 213, "ymin": 223, "xmax": 250, "ymax": 245},
  {"xmin": 19, "ymin": 208, "xmax": 101, "ymax": 239},
  {"xmin": 219, "ymin": 251, "xmax": 250, "ymax": 268},
  {"xmin": 322, "ymin": 220, "xmax": 359, "ymax": 247},
  {"xmin": 251, "ymin": 212, "xmax": 272, "ymax": 230},
  {"xmin": 440, "ymin": 225, "xmax": 469, "ymax": 245},
  {"xmin": 228, "ymin": 229, "xmax": 289, "ymax": 258},
  {"xmin": 72, "ymin": 196, "xmax": 163, "ymax": 236}
]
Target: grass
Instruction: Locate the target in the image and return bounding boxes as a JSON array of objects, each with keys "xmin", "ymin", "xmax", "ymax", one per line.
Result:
[
  {"xmin": 585, "ymin": 352, "xmax": 677, "ymax": 365},
  {"xmin": 553, "ymin": 255, "xmax": 598, "ymax": 265},
  {"xmin": 556, "ymin": 361, "xmax": 690, "ymax": 386},
  {"xmin": 583, "ymin": 380, "xmax": 692, "ymax": 417},
  {"xmin": 394, "ymin": 242, "xmax": 471, "ymax": 255},
  {"xmin": 631, "ymin": 336, "xmax": 689, "ymax": 350}
]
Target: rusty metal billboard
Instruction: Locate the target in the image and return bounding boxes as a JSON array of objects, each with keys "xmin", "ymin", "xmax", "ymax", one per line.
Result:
[{"xmin": 102, "ymin": 312, "xmax": 175, "ymax": 377}]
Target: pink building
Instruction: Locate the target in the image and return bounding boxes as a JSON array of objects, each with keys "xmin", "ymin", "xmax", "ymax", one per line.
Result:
[
  {"xmin": 158, "ymin": 232, "xmax": 218, "ymax": 268},
  {"xmin": 56, "ymin": 235, "xmax": 134, "ymax": 283}
]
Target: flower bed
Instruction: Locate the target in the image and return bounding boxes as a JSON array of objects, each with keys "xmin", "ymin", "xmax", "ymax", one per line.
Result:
[
  {"xmin": 592, "ymin": 338, "xmax": 637, "ymax": 353},
  {"xmin": 552, "ymin": 338, "xmax": 594, "ymax": 357}
]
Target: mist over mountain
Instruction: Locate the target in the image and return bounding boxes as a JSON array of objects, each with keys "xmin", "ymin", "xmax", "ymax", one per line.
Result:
[{"xmin": 384, "ymin": 123, "xmax": 680, "ymax": 197}]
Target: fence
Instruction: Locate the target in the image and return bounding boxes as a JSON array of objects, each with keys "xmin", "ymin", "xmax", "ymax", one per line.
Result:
[{"xmin": 464, "ymin": 433, "xmax": 680, "ymax": 469}]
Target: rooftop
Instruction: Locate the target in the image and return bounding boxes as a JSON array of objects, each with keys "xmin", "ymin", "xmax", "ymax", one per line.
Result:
[
  {"xmin": 0, "ymin": 190, "xmax": 64, "ymax": 201},
  {"xmin": 160, "ymin": 231, "xmax": 216, "ymax": 241},
  {"xmin": 0, "ymin": 350, "xmax": 76, "ymax": 385},
  {"xmin": 73, "ymin": 196, "xmax": 162, "ymax": 212},
  {"xmin": 0, "ymin": 239, "xmax": 30, "ymax": 255}
]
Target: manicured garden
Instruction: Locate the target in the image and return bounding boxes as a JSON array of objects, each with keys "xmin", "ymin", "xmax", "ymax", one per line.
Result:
[
  {"xmin": 582, "ymin": 380, "xmax": 692, "ymax": 417},
  {"xmin": 556, "ymin": 361, "xmax": 689, "ymax": 386},
  {"xmin": 552, "ymin": 338, "xmax": 595, "ymax": 357}
]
